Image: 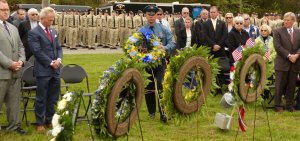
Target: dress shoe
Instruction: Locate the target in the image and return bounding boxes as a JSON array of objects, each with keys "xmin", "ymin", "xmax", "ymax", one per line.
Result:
[
  {"xmin": 287, "ymin": 107, "xmax": 296, "ymax": 112},
  {"xmin": 45, "ymin": 123, "xmax": 53, "ymax": 129},
  {"xmin": 36, "ymin": 125, "xmax": 46, "ymax": 134},
  {"xmin": 160, "ymin": 114, "xmax": 168, "ymax": 123},
  {"xmin": 14, "ymin": 127, "xmax": 27, "ymax": 135},
  {"xmin": 148, "ymin": 113, "xmax": 155, "ymax": 119},
  {"xmin": 274, "ymin": 107, "xmax": 283, "ymax": 112}
]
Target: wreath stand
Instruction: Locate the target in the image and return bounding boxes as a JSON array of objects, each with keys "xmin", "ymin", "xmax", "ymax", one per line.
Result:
[
  {"xmin": 234, "ymin": 59, "xmax": 272, "ymax": 141},
  {"xmin": 72, "ymin": 91, "xmax": 94, "ymax": 141},
  {"xmin": 111, "ymin": 78, "xmax": 144, "ymax": 141}
]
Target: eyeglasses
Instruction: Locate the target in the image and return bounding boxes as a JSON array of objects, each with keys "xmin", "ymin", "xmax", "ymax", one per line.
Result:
[
  {"xmin": 183, "ymin": 12, "xmax": 189, "ymax": 14},
  {"xmin": 261, "ymin": 30, "xmax": 268, "ymax": 32},
  {"xmin": 235, "ymin": 22, "xmax": 243, "ymax": 25},
  {"xmin": 226, "ymin": 17, "xmax": 232, "ymax": 19},
  {"xmin": 244, "ymin": 18, "xmax": 249, "ymax": 20},
  {"xmin": 0, "ymin": 9, "xmax": 9, "ymax": 12},
  {"xmin": 157, "ymin": 14, "xmax": 162, "ymax": 15},
  {"xmin": 31, "ymin": 14, "xmax": 38, "ymax": 16}
]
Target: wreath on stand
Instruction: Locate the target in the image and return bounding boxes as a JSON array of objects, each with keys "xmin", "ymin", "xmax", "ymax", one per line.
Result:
[
  {"xmin": 162, "ymin": 46, "xmax": 219, "ymax": 124},
  {"xmin": 232, "ymin": 43, "xmax": 272, "ymax": 104},
  {"xmin": 49, "ymin": 91, "xmax": 80, "ymax": 141}
]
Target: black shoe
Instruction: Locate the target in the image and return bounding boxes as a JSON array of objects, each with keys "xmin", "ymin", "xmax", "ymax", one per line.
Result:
[
  {"xmin": 148, "ymin": 113, "xmax": 155, "ymax": 119},
  {"xmin": 160, "ymin": 114, "xmax": 167, "ymax": 123},
  {"xmin": 14, "ymin": 127, "xmax": 27, "ymax": 135}
]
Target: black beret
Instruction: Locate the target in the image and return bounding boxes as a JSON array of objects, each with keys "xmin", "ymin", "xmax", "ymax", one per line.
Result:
[{"xmin": 143, "ymin": 5, "xmax": 159, "ymax": 16}]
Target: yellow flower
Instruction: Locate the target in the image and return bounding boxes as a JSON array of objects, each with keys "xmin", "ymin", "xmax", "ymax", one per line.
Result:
[{"xmin": 133, "ymin": 33, "xmax": 139, "ymax": 39}]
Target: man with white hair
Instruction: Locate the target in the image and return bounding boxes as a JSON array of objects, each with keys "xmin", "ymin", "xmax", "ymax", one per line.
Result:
[
  {"xmin": 175, "ymin": 7, "xmax": 191, "ymax": 38},
  {"xmin": 273, "ymin": 12, "xmax": 300, "ymax": 112},
  {"xmin": 28, "ymin": 7, "xmax": 62, "ymax": 133},
  {"xmin": 18, "ymin": 8, "xmax": 39, "ymax": 60}
]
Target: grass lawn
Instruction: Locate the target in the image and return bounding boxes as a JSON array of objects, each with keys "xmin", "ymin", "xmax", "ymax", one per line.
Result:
[{"xmin": 1, "ymin": 53, "xmax": 300, "ymax": 141}]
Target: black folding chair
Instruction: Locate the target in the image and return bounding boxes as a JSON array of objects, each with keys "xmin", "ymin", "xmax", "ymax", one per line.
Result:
[
  {"xmin": 60, "ymin": 64, "xmax": 93, "ymax": 121},
  {"xmin": 21, "ymin": 65, "xmax": 37, "ymax": 125}
]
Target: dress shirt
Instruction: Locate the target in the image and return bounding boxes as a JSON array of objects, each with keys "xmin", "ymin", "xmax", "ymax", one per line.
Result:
[{"xmin": 30, "ymin": 21, "xmax": 38, "ymax": 29}]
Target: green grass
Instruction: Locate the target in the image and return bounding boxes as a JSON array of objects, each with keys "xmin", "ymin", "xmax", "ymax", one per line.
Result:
[{"xmin": 1, "ymin": 53, "xmax": 300, "ymax": 141}]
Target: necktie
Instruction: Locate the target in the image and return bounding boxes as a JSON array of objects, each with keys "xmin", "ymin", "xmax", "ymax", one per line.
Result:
[
  {"xmin": 3, "ymin": 21, "xmax": 10, "ymax": 35},
  {"xmin": 141, "ymin": 16, "xmax": 143, "ymax": 26},
  {"xmin": 159, "ymin": 20, "xmax": 162, "ymax": 24},
  {"xmin": 150, "ymin": 26, "xmax": 154, "ymax": 32},
  {"xmin": 131, "ymin": 17, "xmax": 134, "ymax": 28},
  {"xmin": 289, "ymin": 29, "xmax": 293, "ymax": 43},
  {"xmin": 45, "ymin": 27, "xmax": 52, "ymax": 42},
  {"xmin": 113, "ymin": 16, "xmax": 115, "ymax": 28}
]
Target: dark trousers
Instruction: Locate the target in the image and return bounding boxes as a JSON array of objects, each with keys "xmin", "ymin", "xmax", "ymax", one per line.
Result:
[
  {"xmin": 35, "ymin": 75, "xmax": 60, "ymax": 125},
  {"xmin": 274, "ymin": 70, "xmax": 298, "ymax": 108},
  {"xmin": 145, "ymin": 62, "xmax": 166, "ymax": 115}
]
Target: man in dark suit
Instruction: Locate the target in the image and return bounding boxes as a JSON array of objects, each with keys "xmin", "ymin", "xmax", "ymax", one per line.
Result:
[
  {"xmin": 28, "ymin": 7, "xmax": 62, "ymax": 133},
  {"xmin": 194, "ymin": 9, "xmax": 209, "ymax": 46},
  {"xmin": 202, "ymin": 6, "xmax": 227, "ymax": 58},
  {"xmin": 0, "ymin": 0, "xmax": 27, "ymax": 134},
  {"xmin": 18, "ymin": 8, "xmax": 39, "ymax": 60},
  {"xmin": 174, "ymin": 7, "xmax": 190, "ymax": 38},
  {"xmin": 273, "ymin": 12, "xmax": 300, "ymax": 112}
]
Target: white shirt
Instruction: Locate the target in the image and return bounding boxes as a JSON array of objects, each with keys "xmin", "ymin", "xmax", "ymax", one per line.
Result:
[
  {"xmin": 31, "ymin": 20, "xmax": 38, "ymax": 29},
  {"xmin": 287, "ymin": 27, "xmax": 294, "ymax": 34},
  {"xmin": 186, "ymin": 29, "xmax": 192, "ymax": 47},
  {"xmin": 211, "ymin": 18, "xmax": 217, "ymax": 30},
  {"xmin": 156, "ymin": 19, "xmax": 171, "ymax": 31}
]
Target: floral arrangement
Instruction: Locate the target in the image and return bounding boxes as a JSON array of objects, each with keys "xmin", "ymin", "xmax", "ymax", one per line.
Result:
[
  {"xmin": 123, "ymin": 27, "xmax": 166, "ymax": 68},
  {"xmin": 50, "ymin": 91, "xmax": 80, "ymax": 141},
  {"xmin": 91, "ymin": 58, "xmax": 149, "ymax": 138},
  {"xmin": 232, "ymin": 43, "xmax": 272, "ymax": 104},
  {"xmin": 162, "ymin": 45, "xmax": 219, "ymax": 124}
]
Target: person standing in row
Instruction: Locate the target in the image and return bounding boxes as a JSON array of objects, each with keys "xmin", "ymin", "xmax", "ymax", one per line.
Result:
[
  {"xmin": 126, "ymin": 11, "xmax": 135, "ymax": 36},
  {"xmin": 86, "ymin": 9, "xmax": 96, "ymax": 49},
  {"xmin": 68, "ymin": 9, "xmax": 79, "ymax": 50},
  {"xmin": 18, "ymin": 8, "xmax": 39, "ymax": 60},
  {"xmin": 95, "ymin": 10, "xmax": 102, "ymax": 47},
  {"xmin": 108, "ymin": 10, "xmax": 119, "ymax": 49},
  {"xmin": 118, "ymin": 10, "xmax": 127, "ymax": 47},
  {"xmin": 28, "ymin": 7, "xmax": 63, "ymax": 133},
  {"xmin": 100, "ymin": 10, "xmax": 109, "ymax": 48},
  {"xmin": 273, "ymin": 12, "xmax": 300, "ymax": 112},
  {"xmin": 0, "ymin": 0, "xmax": 27, "ymax": 135}
]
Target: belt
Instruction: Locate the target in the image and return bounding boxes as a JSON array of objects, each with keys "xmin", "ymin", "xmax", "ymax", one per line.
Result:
[{"xmin": 111, "ymin": 28, "xmax": 117, "ymax": 29}]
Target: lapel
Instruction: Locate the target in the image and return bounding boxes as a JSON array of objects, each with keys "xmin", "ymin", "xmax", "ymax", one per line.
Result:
[
  {"xmin": 26, "ymin": 21, "xmax": 31, "ymax": 30},
  {"xmin": 282, "ymin": 28, "xmax": 294, "ymax": 46},
  {"xmin": 208, "ymin": 19, "xmax": 215, "ymax": 32},
  {"xmin": 215, "ymin": 19, "xmax": 220, "ymax": 33},
  {"xmin": 0, "ymin": 24, "xmax": 14, "ymax": 47},
  {"xmin": 37, "ymin": 25, "xmax": 53, "ymax": 45}
]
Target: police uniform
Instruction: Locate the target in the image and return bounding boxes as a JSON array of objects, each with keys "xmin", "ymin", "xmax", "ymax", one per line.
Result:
[
  {"xmin": 86, "ymin": 9, "xmax": 96, "ymax": 49},
  {"xmin": 140, "ymin": 5, "xmax": 175, "ymax": 122},
  {"xmin": 101, "ymin": 11, "xmax": 109, "ymax": 47},
  {"xmin": 107, "ymin": 11, "xmax": 119, "ymax": 49}
]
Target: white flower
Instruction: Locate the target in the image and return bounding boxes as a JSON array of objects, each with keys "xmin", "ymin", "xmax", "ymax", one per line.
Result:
[
  {"xmin": 57, "ymin": 99, "xmax": 67, "ymax": 110},
  {"xmin": 50, "ymin": 137, "xmax": 56, "ymax": 141},
  {"xmin": 63, "ymin": 92, "xmax": 73, "ymax": 101},
  {"xmin": 52, "ymin": 113, "xmax": 60, "ymax": 127},
  {"xmin": 52, "ymin": 125, "xmax": 63, "ymax": 136},
  {"xmin": 63, "ymin": 111, "xmax": 69, "ymax": 116}
]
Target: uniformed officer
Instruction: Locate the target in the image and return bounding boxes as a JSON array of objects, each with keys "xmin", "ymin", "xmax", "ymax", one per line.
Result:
[
  {"xmin": 86, "ymin": 9, "xmax": 96, "ymax": 49},
  {"xmin": 107, "ymin": 10, "xmax": 119, "ymax": 49},
  {"xmin": 118, "ymin": 10, "xmax": 127, "ymax": 47},
  {"xmin": 126, "ymin": 11, "xmax": 135, "ymax": 36},
  {"xmin": 58, "ymin": 9, "xmax": 66, "ymax": 46},
  {"xmin": 52, "ymin": 9, "xmax": 59, "ymax": 32},
  {"xmin": 68, "ymin": 9, "xmax": 79, "ymax": 50},
  {"xmin": 64, "ymin": 9, "xmax": 72, "ymax": 48},
  {"xmin": 101, "ymin": 10, "xmax": 109, "ymax": 47},
  {"xmin": 95, "ymin": 10, "xmax": 102, "ymax": 47},
  {"xmin": 140, "ymin": 5, "xmax": 175, "ymax": 123}
]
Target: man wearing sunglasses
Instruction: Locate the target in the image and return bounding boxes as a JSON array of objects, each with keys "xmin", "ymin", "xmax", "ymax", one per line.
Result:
[
  {"xmin": 243, "ymin": 13, "xmax": 260, "ymax": 40},
  {"xmin": 156, "ymin": 8, "xmax": 170, "ymax": 31},
  {"xmin": 18, "ymin": 8, "xmax": 39, "ymax": 60},
  {"xmin": 175, "ymin": 7, "xmax": 191, "ymax": 39}
]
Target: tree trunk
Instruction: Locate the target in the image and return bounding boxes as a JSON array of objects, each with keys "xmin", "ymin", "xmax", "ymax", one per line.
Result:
[{"xmin": 42, "ymin": 0, "xmax": 50, "ymax": 8}]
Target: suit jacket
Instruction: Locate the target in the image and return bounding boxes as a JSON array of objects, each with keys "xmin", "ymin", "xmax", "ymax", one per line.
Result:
[
  {"xmin": 0, "ymin": 21, "xmax": 26, "ymax": 79},
  {"xmin": 174, "ymin": 17, "xmax": 185, "ymax": 37},
  {"xmin": 194, "ymin": 20, "xmax": 205, "ymax": 46},
  {"xmin": 202, "ymin": 18, "xmax": 227, "ymax": 57},
  {"xmin": 176, "ymin": 28, "xmax": 197, "ymax": 49},
  {"xmin": 28, "ymin": 25, "xmax": 62, "ymax": 77},
  {"xmin": 18, "ymin": 20, "xmax": 33, "ymax": 60},
  {"xmin": 273, "ymin": 27, "xmax": 300, "ymax": 72}
]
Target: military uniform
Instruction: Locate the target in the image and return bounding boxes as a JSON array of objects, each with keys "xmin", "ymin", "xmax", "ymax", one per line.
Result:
[
  {"xmin": 80, "ymin": 12, "xmax": 88, "ymax": 47},
  {"xmin": 86, "ymin": 11, "xmax": 96, "ymax": 49},
  {"xmin": 95, "ymin": 13, "xmax": 102, "ymax": 46},
  {"xmin": 126, "ymin": 13, "xmax": 135, "ymax": 36},
  {"xmin": 101, "ymin": 13, "xmax": 109, "ymax": 47},
  {"xmin": 52, "ymin": 12, "xmax": 59, "ymax": 33},
  {"xmin": 118, "ymin": 12, "xmax": 127, "ymax": 46},
  {"xmin": 107, "ymin": 13, "xmax": 120, "ymax": 49},
  {"xmin": 63, "ymin": 12, "xmax": 69, "ymax": 47},
  {"xmin": 68, "ymin": 12, "xmax": 79, "ymax": 50},
  {"xmin": 58, "ymin": 12, "xmax": 66, "ymax": 46}
]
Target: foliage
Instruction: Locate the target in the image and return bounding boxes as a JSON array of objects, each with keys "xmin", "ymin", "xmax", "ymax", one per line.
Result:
[
  {"xmin": 50, "ymin": 91, "xmax": 81, "ymax": 141},
  {"xmin": 91, "ymin": 58, "xmax": 149, "ymax": 138},
  {"xmin": 162, "ymin": 45, "xmax": 219, "ymax": 124},
  {"xmin": 232, "ymin": 43, "xmax": 272, "ymax": 104}
]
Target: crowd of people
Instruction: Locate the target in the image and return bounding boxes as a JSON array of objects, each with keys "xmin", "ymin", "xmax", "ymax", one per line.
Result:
[{"xmin": 1, "ymin": 0, "xmax": 300, "ymax": 136}]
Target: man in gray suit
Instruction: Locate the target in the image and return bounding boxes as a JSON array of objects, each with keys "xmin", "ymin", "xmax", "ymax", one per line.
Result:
[
  {"xmin": 28, "ymin": 7, "xmax": 62, "ymax": 133},
  {"xmin": 0, "ymin": 0, "xmax": 26, "ymax": 134},
  {"xmin": 273, "ymin": 12, "xmax": 300, "ymax": 112}
]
